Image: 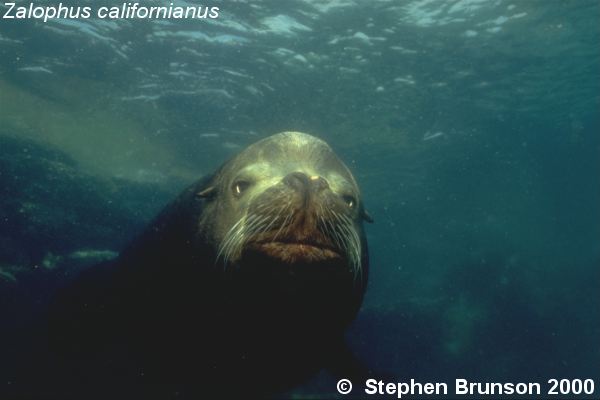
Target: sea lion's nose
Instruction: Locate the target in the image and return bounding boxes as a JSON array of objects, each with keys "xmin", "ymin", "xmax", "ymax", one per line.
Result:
[{"xmin": 283, "ymin": 172, "xmax": 329, "ymax": 193}]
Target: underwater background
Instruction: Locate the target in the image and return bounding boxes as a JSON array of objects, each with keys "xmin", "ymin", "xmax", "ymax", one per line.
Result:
[{"xmin": 1, "ymin": 0, "xmax": 599, "ymax": 397}]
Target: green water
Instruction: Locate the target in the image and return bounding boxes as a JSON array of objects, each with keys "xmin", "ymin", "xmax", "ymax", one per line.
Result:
[{"xmin": 1, "ymin": 0, "xmax": 598, "ymax": 397}]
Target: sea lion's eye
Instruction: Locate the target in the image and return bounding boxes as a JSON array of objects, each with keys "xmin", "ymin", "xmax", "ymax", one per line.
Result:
[
  {"xmin": 233, "ymin": 180, "xmax": 251, "ymax": 196},
  {"xmin": 342, "ymin": 195, "xmax": 356, "ymax": 209}
]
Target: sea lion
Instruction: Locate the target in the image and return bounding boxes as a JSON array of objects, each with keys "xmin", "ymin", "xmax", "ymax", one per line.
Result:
[{"xmin": 48, "ymin": 131, "xmax": 372, "ymax": 398}]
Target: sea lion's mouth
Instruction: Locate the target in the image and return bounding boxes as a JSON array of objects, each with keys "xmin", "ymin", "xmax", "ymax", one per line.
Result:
[{"xmin": 248, "ymin": 240, "xmax": 342, "ymax": 263}]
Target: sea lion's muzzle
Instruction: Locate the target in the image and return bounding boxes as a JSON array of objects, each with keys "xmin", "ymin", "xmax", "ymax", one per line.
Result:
[
  {"xmin": 280, "ymin": 171, "xmax": 332, "ymax": 239},
  {"xmin": 282, "ymin": 171, "xmax": 330, "ymax": 226},
  {"xmin": 243, "ymin": 171, "xmax": 350, "ymax": 264},
  {"xmin": 282, "ymin": 171, "xmax": 329, "ymax": 198}
]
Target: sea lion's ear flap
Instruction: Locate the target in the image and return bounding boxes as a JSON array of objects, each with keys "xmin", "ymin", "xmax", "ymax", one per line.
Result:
[
  {"xmin": 361, "ymin": 208, "xmax": 374, "ymax": 223},
  {"xmin": 196, "ymin": 186, "xmax": 217, "ymax": 199}
]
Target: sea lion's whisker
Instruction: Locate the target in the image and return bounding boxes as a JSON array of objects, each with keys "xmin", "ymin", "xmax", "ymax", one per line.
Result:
[
  {"xmin": 340, "ymin": 218, "xmax": 361, "ymax": 267},
  {"xmin": 217, "ymin": 217, "xmax": 246, "ymax": 264},
  {"xmin": 316, "ymin": 204, "xmax": 331, "ymax": 237},
  {"xmin": 325, "ymin": 211, "xmax": 346, "ymax": 251},
  {"xmin": 330, "ymin": 211, "xmax": 362, "ymax": 280},
  {"xmin": 273, "ymin": 204, "xmax": 293, "ymax": 241},
  {"xmin": 260, "ymin": 203, "xmax": 288, "ymax": 235},
  {"xmin": 323, "ymin": 215, "xmax": 344, "ymax": 251},
  {"xmin": 219, "ymin": 214, "xmax": 269, "ymax": 267},
  {"xmin": 244, "ymin": 215, "xmax": 266, "ymax": 234},
  {"xmin": 319, "ymin": 206, "xmax": 340, "ymax": 246},
  {"xmin": 329, "ymin": 215, "xmax": 346, "ymax": 249},
  {"xmin": 317, "ymin": 215, "xmax": 331, "ymax": 239}
]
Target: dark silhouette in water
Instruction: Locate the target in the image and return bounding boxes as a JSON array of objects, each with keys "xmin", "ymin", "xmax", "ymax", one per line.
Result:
[{"xmin": 44, "ymin": 132, "xmax": 372, "ymax": 398}]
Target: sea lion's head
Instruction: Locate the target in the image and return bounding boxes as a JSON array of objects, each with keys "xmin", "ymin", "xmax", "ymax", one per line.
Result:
[{"xmin": 197, "ymin": 132, "xmax": 371, "ymax": 311}]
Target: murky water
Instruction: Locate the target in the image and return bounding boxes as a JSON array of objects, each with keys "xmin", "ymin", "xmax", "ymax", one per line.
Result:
[{"xmin": 1, "ymin": 0, "xmax": 599, "ymax": 398}]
